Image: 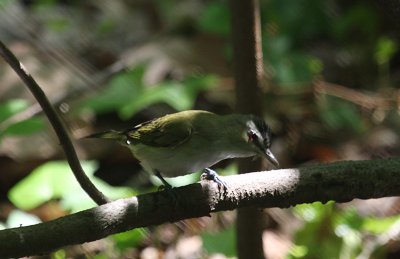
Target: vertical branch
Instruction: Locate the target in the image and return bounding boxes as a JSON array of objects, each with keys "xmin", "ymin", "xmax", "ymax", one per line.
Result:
[
  {"xmin": 230, "ymin": 0, "xmax": 266, "ymax": 259},
  {"xmin": 230, "ymin": 0, "xmax": 264, "ymax": 115},
  {"xmin": 0, "ymin": 41, "xmax": 109, "ymax": 205}
]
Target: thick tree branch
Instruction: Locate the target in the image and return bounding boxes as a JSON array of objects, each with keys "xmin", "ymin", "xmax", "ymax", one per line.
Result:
[
  {"xmin": 1, "ymin": 158, "xmax": 400, "ymax": 258},
  {"xmin": 0, "ymin": 41, "xmax": 109, "ymax": 205}
]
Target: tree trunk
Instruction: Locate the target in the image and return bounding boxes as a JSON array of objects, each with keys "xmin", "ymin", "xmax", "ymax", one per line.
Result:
[{"xmin": 229, "ymin": 0, "xmax": 266, "ymax": 258}]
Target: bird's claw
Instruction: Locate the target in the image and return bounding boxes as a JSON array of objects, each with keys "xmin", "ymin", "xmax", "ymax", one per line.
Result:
[
  {"xmin": 201, "ymin": 168, "xmax": 228, "ymax": 189},
  {"xmin": 157, "ymin": 184, "xmax": 170, "ymax": 192},
  {"xmin": 155, "ymin": 171, "xmax": 178, "ymax": 204}
]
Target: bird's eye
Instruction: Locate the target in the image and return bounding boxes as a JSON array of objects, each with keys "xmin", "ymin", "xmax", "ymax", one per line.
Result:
[{"xmin": 247, "ymin": 130, "xmax": 258, "ymax": 142}]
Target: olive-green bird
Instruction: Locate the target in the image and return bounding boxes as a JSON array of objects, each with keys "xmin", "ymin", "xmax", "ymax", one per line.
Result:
[{"xmin": 86, "ymin": 110, "xmax": 279, "ymax": 188}]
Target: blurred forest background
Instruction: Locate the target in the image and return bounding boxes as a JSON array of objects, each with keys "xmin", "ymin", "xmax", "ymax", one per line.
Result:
[{"xmin": 1, "ymin": 0, "xmax": 400, "ymax": 258}]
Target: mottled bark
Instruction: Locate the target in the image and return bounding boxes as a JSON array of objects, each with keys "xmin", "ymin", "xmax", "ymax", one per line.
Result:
[{"xmin": 1, "ymin": 158, "xmax": 400, "ymax": 258}]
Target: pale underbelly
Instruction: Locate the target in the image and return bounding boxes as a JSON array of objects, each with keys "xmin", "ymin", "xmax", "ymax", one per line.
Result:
[{"xmin": 131, "ymin": 144, "xmax": 255, "ymax": 177}]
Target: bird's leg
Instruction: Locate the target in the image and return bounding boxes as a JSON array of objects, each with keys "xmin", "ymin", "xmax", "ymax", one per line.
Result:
[
  {"xmin": 201, "ymin": 168, "xmax": 228, "ymax": 189},
  {"xmin": 155, "ymin": 171, "xmax": 173, "ymax": 190},
  {"xmin": 154, "ymin": 171, "xmax": 179, "ymax": 206}
]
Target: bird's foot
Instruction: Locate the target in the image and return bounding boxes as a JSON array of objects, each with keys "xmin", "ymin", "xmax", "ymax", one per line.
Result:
[
  {"xmin": 158, "ymin": 184, "xmax": 178, "ymax": 206},
  {"xmin": 155, "ymin": 171, "xmax": 178, "ymax": 204},
  {"xmin": 155, "ymin": 171, "xmax": 173, "ymax": 190},
  {"xmin": 201, "ymin": 168, "xmax": 228, "ymax": 189},
  {"xmin": 157, "ymin": 182, "xmax": 173, "ymax": 192}
]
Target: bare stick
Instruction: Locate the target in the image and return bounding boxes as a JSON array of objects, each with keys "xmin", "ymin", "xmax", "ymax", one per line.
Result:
[
  {"xmin": 0, "ymin": 41, "xmax": 109, "ymax": 205},
  {"xmin": 314, "ymin": 80, "xmax": 396, "ymax": 110}
]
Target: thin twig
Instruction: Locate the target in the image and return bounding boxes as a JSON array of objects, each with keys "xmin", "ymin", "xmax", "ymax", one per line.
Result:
[
  {"xmin": 0, "ymin": 59, "xmax": 127, "ymax": 131},
  {"xmin": 314, "ymin": 80, "xmax": 396, "ymax": 110},
  {"xmin": 0, "ymin": 41, "xmax": 109, "ymax": 205}
]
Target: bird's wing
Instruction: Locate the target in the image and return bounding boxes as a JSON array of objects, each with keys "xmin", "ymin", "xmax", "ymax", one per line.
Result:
[{"xmin": 126, "ymin": 117, "xmax": 192, "ymax": 148}]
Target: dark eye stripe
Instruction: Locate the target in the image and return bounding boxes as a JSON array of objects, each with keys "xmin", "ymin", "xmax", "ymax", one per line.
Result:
[
  {"xmin": 250, "ymin": 116, "xmax": 272, "ymax": 148},
  {"xmin": 253, "ymin": 117, "xmax": 270, "ymax": 135}
]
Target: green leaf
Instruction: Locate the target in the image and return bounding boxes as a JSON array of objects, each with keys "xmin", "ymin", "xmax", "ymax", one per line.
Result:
[
  {"xmin": 293, "ymin": 201, "xmax": 335, "ymax": 222},
  {"xmin": 8, "ymin": 161, "xmax": 135, "ymax": 212},
  {"xmin": 363, "ymin": 216, "xmax": 400, "ymax": 234},
  {"xmin": 119, "ymin": 82, "xmax": 191, "ymax": 119},
  {"xmin": 97, "ymin": 18, "xmax": 116, "ymax": 36},
  {"xmin": 202, "ymin": 226, "xmax": 236, "ymax": 257},
  {"xmin": 60, "ymin": 174, "xmax": 135, "ymax": 213},
  {"xmin": 272, "ymin": 53, "xmax": 321, "ymax": 83},
  {"xmin": 119, "ymin": 75, "xmax": 216, "ymax": 119},
  {"xmin": 0, "ymin": 99, "xmax": 46, "ymax": 139},
  {"xmin": 375, "ymin": 37, "xmax": 398, "ymax": 65},
  {"xmin": 0, "ymin": 99, "xmax": 29, "ymax": 122},
  {"xmin": 47, "ymin": 17, "xmax": 70, "ymax": 33},
  {"xmin": 292, "ymin": 202, "xmax": 342, "ymax": 259},
  {"xmin": 50, "ymin": 249, "xmax": 67, "ymax": 259},
  {"xmin": 318, "ymin": 97, "xmax": 365, "ymax": 133},
  {"xmin": 81, "ymin": 68, "xmax": 145, "ymax": 114},
  {"xmin": 288, "ymin": 245, "xmax": 309, "ymax": 258},
  {"xmin": 112, "ymin": 229, "xmax": 147, "ymax": 251},
  {"xmin": 81, "ymin": 66, "xmax": 216, "ymax": 120},
  {"xmin": 2, "ymin": 117, "xmax": 45, "ymax": 136},
  {"xmin": 8, "ymin": 161, "xmax": 84, "ymax": 210},
  {"xmin": 334, "ymin": 208, "xmax": 364, "ymax": 230},
  {"xmin": 198, "ymin": 2, "xmax": 231, "ymax": 36}
]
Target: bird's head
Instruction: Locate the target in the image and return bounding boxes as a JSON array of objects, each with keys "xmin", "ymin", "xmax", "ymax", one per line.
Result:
[{"xmin": 244, "ymin": 116, "xmax": 279, "ymax": 168}]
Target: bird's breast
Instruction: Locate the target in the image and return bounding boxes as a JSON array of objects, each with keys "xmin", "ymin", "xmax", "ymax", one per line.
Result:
[{"xmin": 129, "ymin": 140, "xmax": 256, "ymax": 178}]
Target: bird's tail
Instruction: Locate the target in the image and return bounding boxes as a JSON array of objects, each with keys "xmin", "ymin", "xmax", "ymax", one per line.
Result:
[{"xmin": 84, "ymin": 130, "xmax": 124, "ymax": 141}]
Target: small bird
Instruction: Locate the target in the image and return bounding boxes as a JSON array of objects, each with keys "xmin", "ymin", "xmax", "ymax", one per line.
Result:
[{"xmin": 86, "ymin": 110, "xmax": 279, "ymax": 188}]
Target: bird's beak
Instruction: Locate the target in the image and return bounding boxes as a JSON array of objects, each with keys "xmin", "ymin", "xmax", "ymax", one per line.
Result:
[{"xmin": 264, "ymin": 148, "xmax": 279, "ymax": 168}]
